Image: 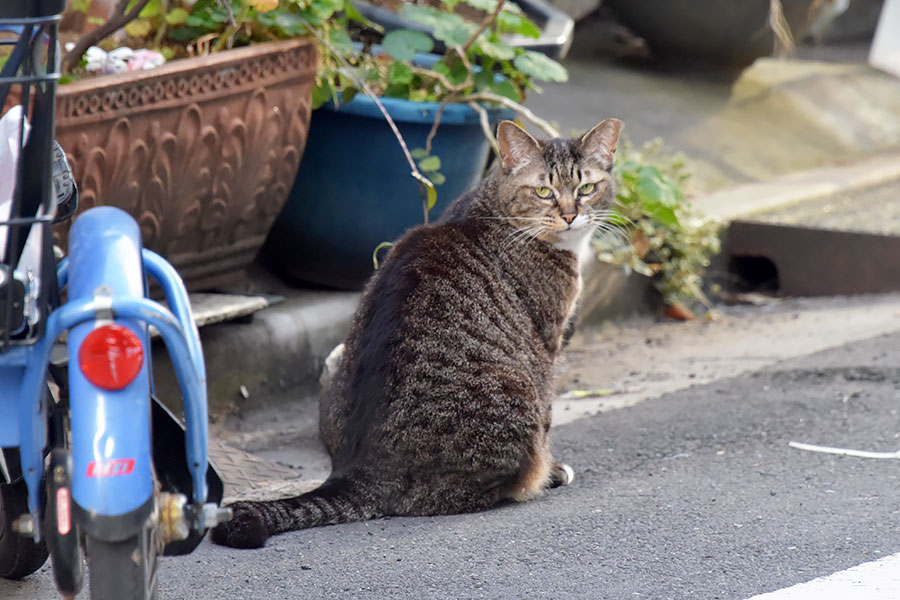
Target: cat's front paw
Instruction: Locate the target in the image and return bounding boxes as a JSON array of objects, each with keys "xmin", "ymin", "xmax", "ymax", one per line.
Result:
[{"xmin": 210, "ymin": 502, "xmax": 269, "ymax": 549}]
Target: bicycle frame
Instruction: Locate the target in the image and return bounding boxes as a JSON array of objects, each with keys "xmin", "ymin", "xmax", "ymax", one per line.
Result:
[
  {"xmin": 0, "ymin": 4, "xmax": 229, "ymax": 595},
  {"xmin": 0, "ymin": 206, "xmax": 211, "ymax": 537}
]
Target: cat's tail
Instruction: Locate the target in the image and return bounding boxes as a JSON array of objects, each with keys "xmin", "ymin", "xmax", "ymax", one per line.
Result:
[{"xmin": 210, "ymin": 472, "xmax": 381, "ymax": 549}]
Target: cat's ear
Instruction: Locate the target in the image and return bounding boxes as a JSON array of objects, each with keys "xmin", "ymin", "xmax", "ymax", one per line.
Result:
[
  {"xmin": 497, "ymin": 121, "xmax": 542, "ymax": 172},
  {"xmin": 580, "ymin": 118, "xmax": 622, "ymax": 169}
]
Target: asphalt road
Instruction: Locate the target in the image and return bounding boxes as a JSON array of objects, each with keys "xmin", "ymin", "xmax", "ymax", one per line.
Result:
[{"xmin": 4, "ymin": 331, "xmax": 900, "ymax": 599}]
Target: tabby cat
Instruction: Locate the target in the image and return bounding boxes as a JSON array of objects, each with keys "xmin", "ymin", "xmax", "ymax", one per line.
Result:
[{"xmin": 211, "ymin": 118, "xmax": 622, "ymax": 549}]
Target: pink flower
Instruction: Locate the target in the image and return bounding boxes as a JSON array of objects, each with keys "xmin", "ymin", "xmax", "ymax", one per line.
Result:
[{"xmin": 126, "ymin": 49, "xmax": 166, "ymax": 72}]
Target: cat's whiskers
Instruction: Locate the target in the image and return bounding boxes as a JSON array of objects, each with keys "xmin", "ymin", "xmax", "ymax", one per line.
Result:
[
  {"xmin": 523, "ymin": 222, "xmax": 551, "ymax": 244},
  {"xmin": 502, "ymin": 221, "xmax": 548, "ymax": 251},
  {"xmin": 504, "ymin": 225, "xmax": 542, "ymax": 249},
  {"xmin": 591, "ymin": 220, "xmax": 632, "ymax": 249},
  {"xmin": 586, "ymin": 208, "xmax": 632, "ymax": 225},
  {"xmin": 502, "ymin": 223, "xmax": 537, "ymax": 246},
  {"xmin": 479, "ymin": 215, "xmax": 546, "ymax": 222},
  {"xmin": 583, "ymin": 208, "xmax": 629, "ymax": 245}
]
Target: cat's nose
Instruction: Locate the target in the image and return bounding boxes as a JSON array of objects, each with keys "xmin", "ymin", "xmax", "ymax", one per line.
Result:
[{"xmin": 560, "ymin": 212, "xmax": 577, "ymax": 225}]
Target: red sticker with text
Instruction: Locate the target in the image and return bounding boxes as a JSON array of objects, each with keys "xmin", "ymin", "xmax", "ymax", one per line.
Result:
[{"xmin": 86, "ymin": 458, "xmax": 135, "ymax": 478}]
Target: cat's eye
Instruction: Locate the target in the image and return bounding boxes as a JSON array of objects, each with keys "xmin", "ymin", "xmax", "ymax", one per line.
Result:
[
  {"xmin": 577, "ymin": 183, "xmax": 596, "ymax": 196},
  {"xmin": 534, "ymin": 187, "xmax": 553, "ymax": 199}
]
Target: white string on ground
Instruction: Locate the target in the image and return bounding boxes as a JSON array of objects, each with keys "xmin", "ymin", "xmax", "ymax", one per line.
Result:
[{"xmin": 788, "ymin": 441, "xmax": 900, "ymax": 459}]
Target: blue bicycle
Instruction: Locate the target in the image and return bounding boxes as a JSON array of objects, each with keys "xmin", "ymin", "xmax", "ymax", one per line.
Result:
[{"xmin": 0, "ymin": 2, "xmax": 230, "ymax": 598}]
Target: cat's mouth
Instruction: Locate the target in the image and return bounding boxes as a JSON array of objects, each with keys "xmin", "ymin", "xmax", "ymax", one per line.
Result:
[
  {"xmin": 504, "ymin": 215, "xmax": 592, "ymax": 247},
  {"xmin": 547, "ymin": 218, "xmax": 592, "ymax": 242},
  {"xmin": 560, "ymin": 214, "xmax": 590, "ymax": 232}
]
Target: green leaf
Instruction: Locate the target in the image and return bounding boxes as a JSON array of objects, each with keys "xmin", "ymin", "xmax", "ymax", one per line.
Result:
[
  {"xmin": 344, "ymin": 0, "xmax": 383, "ymax": 32},
  {"xmin": 462, "ymin": 0, "xmax": 522, "ymax": 14},
  {"xmin": 400, "ymin": 5, "xmax": 475, "ymax": 47},
  {"xmin": 124, "ymin": 18, "xmax": 152, "ymax": 38},
  {"xmin": 137, "ymin": 0, "xmax": 161, "ymax": 18},
  {"xmin": 635, "ymin": 166, "xmax": 679, "ymax": 208},
  {"xmin": 312, "ymin": 80, "xmax": 334, "ymax": 109},
  {"xmin": 473, "ymin": 69, "xmax": 493, "ymax": 92},
  {"xmin": 432, "ymin": 58, "xmax": 469, "ymax": 86},
  {"xmin": 477, "ymin": 35, "xmax": 515, "ymax": 61},
  {"xmin": 434, "ymin": 19, "xmax": 477, "ymax": 47},
  {"xmin": 490, "ymin": 78, "xmax": 522, "ymax": 101},
  {"xmin": 382, "ymin": 29, "xmax": 435, "ymax": 62},
  {"xmin": 310, "ymin": 0, "xmax": 342, "ymax": 21},
  {"xmin": 433, "ymin": 59, "xmax": 451, "ymax": 78},
  {"xmin": 412, "ymin": 171, "xmax": 438, "ymax": 213},
  {"xmin": 341, "ymin": 86, "xmax": 358, "ymax": 104},
  {"xmin": 384, "ymin": 83, "xmax": 412, "ymax": 98},
  {"xmin": 513, "ymin": 50, "xmax": 568, "ymax": 82},
  {"xmin": 387, "ymin": 61, "xmax": 413, "ymax": 84},
  {"xmin": 73, "ymin": 0, "xmax": 92, "ymax": 13},
  {"xmin": 411, "ymin": 148, "xmax": 429, "ymax": 159},
  {"xmin": 497, "ymin": 12, "xmax": 541, "ymax": 38},
  {"xmin": 409, "ymin": 88, "xmax": 429, "ymax": 102},
  {"xmin": 328, "ymin": 29, "xmax": 353, "ymax": 54},
  {"xmin": 399, "ymin": 4, "xmax": 442, "ymax": 28},
  {"xmin": 418, "ymin": 155, "xmax": 441, "ymax": 171},
  {"xmin": 429, "ymin": 172, "xmax": 446, "ymax": 185},
  {"xmin": 425, "ymin": 181, "xmax": 438, "ymax": 210},
  {"xmin": 272, "ymin": 12, "xmax": 306, "ymax": 35},
  {"xmin": 164, "ymin": 7, "xmax": 190, "ymax": 25},
  {"xmin": 648, "ymin": 204, "xmax": 679, "ymax": 227}
]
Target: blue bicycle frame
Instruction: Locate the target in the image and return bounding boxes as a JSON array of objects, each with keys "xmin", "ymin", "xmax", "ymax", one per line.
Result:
[
  {"xmin": 0, "ymin": 206, "xmax": 210, "ymax": 535},
  {"xmin": 0, "ymin": 3, "xmax": 229, "ymax": 595}
]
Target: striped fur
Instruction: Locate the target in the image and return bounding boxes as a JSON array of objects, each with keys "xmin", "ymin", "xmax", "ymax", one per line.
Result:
[{"xmin": 211, "ymin": 120, "xmax": 622, "ymax": 549}]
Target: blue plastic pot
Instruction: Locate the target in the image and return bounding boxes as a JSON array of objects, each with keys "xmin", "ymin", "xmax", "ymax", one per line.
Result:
[{"xmin": 262, "ymin": 93, "xmax": 513, "ymax": 290}]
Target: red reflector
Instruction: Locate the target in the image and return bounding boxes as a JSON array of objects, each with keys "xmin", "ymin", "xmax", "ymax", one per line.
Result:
[
  {"xmin": 56, "ymin": 487, "xmax": 71, "ymax": 536},
  {"xmin": 78, "ymin": 324, "xmax": 144, "ymax": 390}
]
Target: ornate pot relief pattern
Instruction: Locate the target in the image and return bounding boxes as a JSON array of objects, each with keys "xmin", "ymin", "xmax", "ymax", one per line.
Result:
[{"xmin": 55, "ymin": 39, "xmax": 317, "ymax": 291}]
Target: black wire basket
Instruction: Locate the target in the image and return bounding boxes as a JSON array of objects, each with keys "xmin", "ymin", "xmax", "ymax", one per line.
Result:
[{"xmin": 0, "ymin": 0, "xmax": 71, "ymax": 346}]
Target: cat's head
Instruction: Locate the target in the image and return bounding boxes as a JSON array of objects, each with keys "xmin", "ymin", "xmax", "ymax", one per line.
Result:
[{"xmin": 491, "ymin": 119, "xmax": 622, "ymax": 255}]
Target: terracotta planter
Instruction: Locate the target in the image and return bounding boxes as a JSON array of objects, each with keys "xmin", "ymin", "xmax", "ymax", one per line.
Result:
[{"xmin": 55, "ymin": 39, "xmax": 317, "ymax": 291}]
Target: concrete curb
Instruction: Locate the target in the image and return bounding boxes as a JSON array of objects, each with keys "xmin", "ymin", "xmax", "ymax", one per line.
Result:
[
  {"xmin": 691, "ymin": 151, "xmax": 900, "ymax": 222},
  {"xmin": 154, "ymin": 290, "xmax": 359, "ymax": 418}
]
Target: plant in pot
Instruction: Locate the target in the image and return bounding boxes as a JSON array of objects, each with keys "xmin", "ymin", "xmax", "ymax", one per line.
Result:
[
  {"xmin": 592, "ymin": 140, "xmax": 722, "ymax": 320},
  {"xmin": 52, "ymin": 0, "xmax": 327, "ymax": 291},
  {"xmin": 260, "ymin": 0, "xmax": 570, "ymax": 290},
  {"xmin": 348, "ymin": 0, "xmax": 574, "ymax": 59}
]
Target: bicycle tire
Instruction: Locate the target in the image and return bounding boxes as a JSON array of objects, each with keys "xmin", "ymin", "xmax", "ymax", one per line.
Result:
[
  {"xmin": 86, "ymin": 523, "xmax": 160, "ymax": 600},
  {"xmin": 0, "ymin": 477, "xmax": 49, "ymax": 579}
]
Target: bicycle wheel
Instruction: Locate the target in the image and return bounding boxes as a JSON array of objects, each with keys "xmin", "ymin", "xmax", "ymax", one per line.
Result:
[
  {"xmin": 86, "ymin": 520, "xmax": 160, "ymax": 600},
  {"xmin": 0, "ymin": 475, "xmax": 49, "ymax": 579}
]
